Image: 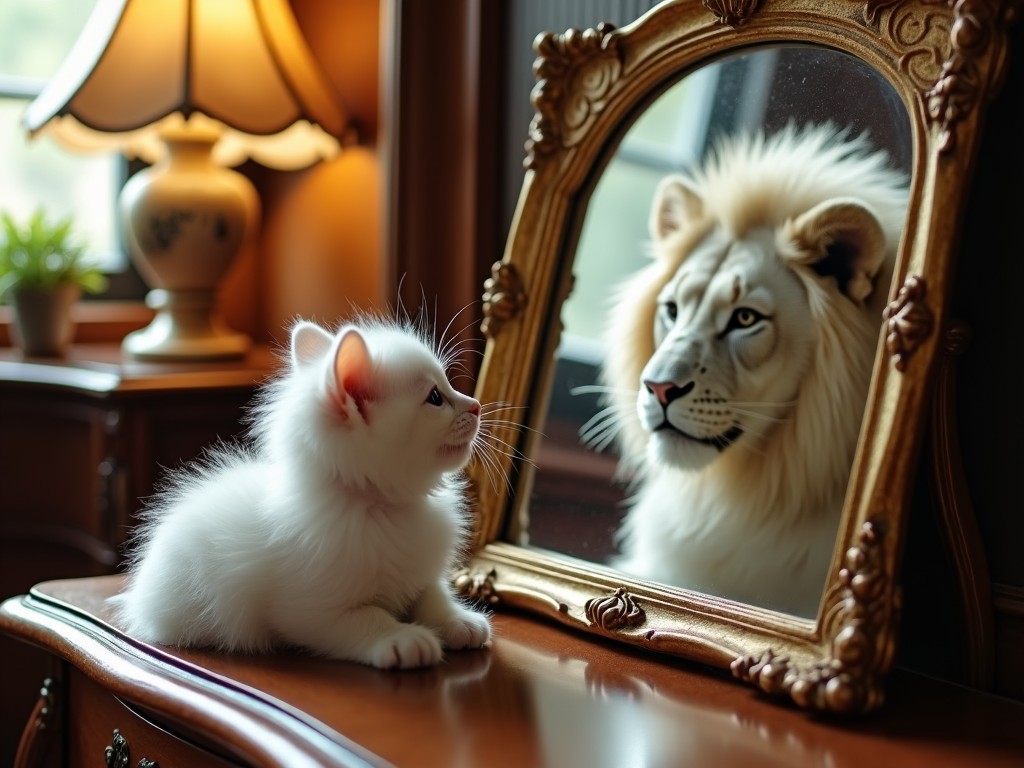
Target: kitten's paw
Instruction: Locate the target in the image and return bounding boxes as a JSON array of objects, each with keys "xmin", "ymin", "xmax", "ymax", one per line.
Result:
[
  {"xmin": 369, "ymin": 624, "xmax": 443, "ymax": 669},
  {"xmin": 437, "ymin": 609, "xmax": 491, "ymax": 650}
]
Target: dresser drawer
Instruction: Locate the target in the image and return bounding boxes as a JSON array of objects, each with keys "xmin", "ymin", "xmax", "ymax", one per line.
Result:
[{"xmin": 67, "ymin": 670, "xmax": 242, "ymax": 768}]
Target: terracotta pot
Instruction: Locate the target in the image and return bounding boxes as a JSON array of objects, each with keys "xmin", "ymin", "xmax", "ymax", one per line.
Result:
[{"xmin": 10, "ymin": 283, "xmax": 81, "ymax": 356}]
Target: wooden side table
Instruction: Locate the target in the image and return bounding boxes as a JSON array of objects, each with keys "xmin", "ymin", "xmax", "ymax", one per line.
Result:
[
  {"xmin": 0, "ymin": 345, "xmax": 277, "ymax": 764},
  {"xmin": 2, "ymin": 576, "xmax": 1024, "ymax": 767}
]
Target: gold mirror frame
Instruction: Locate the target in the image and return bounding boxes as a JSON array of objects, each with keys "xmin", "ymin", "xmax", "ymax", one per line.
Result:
[{"xmin": 459, "ymin": 0, "xmax": 1018, "ymax": 713}]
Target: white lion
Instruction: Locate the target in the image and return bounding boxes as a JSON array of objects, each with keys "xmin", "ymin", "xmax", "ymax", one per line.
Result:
[{"xmin": 597, "ymin": 125, "xmax": 907, "ymax": 617}]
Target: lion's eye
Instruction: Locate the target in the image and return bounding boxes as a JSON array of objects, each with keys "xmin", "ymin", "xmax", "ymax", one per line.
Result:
[
  {"xmin": 425, "ymin": 386, "xmax": 444, "ymax": 406},
  {"xmin": 726, "ymin": 307, "xmax": 765, "ymax": 332},
  {"xmin": 662, "ymin": 301, "xmax": 678, "ymax": 322}
]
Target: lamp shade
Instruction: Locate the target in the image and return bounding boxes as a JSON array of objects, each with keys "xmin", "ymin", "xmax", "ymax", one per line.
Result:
[{"xmin": 23, "ymin": 0, "xmax": 346, "ymax": 169}]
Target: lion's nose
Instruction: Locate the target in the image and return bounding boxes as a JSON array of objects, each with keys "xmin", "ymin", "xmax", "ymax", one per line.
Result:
[{"xmin": 644, "ymin": 380, "xmax": 694, "ymax": 406}]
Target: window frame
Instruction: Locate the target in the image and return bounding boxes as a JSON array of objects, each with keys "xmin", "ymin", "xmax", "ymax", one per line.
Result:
[{"xmin": 0, "ymin": 74, "xmax": 145, "ymax": 300}]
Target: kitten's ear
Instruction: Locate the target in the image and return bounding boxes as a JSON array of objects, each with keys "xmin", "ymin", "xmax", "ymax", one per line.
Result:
[
  {"xmin": 331, "ymin": 328, "xmax": 375, "ymax": 419},
  {"xmin": 290, "ymin": 322, "xmax": 334, "ymax": 370}
]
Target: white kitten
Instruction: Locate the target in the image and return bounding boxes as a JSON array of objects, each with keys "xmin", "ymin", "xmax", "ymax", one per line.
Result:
[{"xmin": 111, "ymin": 317, "xmax": 491, "ymax": 669}]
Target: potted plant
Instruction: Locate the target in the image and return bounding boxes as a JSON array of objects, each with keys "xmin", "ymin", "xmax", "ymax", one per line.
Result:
[{"xmin": 0, "ymin": 210, "xmax": 108, "ymax": 356}]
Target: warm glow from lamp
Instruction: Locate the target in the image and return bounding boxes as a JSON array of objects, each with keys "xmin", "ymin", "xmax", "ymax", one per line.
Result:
[{"xmin": 24, "ymin": 0, "xmax": 347, "ymax": 359}]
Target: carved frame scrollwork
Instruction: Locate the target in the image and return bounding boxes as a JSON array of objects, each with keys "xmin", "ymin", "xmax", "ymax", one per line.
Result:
[
  {"xmin": 884, "ymin": 276, "xmax": 934, "ymax": 371},
  {"xmin": 732, "ymin": 520, "xmax": 899, "ymax": 711},
  {"xmin": 464, "ymin": 0, "xmax": 1017, "ymax": 713},
  {"xmin": 481, "ymin": 261, "xmax": 529, "ymax": 338}
]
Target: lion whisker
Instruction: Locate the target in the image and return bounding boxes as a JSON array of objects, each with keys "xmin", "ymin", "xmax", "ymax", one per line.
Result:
[
  {"xmin": 579, "ymin": 406, "xmax": 629, "ymax": 438},
  {"xmin": 729, "ymin": 403, "xmax": 798, "ymax": 409},
  {"xmin": 732, "ymin": 408, "xmax": 790, "ymax": 424},
  {"xmin": 570, "ymin": 384, "xmax": 638, "ymax": 398}
]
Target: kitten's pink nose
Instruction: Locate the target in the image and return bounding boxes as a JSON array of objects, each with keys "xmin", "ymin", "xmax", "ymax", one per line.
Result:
[{"xmin": 469, "ymin": 402, "xmax": 480, "ymax": 416}]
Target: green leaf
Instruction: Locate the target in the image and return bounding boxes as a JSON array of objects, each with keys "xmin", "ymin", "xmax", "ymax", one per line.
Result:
[{"xmin": 0, "ymin": 209, "xmax": 104, "ymax": 300}]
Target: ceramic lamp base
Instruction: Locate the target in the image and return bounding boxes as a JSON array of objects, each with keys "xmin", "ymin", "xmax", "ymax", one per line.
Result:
[
  {"xmin": 119, "ymin": 130, "xmax": 257, "ymax": 361},
  {"xmin": 122, "ymin": 289, "xmax": 250, "ymax": 361}
]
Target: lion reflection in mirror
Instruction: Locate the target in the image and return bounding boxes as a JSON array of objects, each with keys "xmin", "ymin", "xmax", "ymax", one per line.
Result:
[{"xmin": 594, "ymin": 125, "xmax": 907, "ymax": 617}]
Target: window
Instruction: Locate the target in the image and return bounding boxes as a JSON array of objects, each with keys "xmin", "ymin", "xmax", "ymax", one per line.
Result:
[
  {"xmin": 0, "ymin": 1, "xmax": 125, "ymax": 278},
  {"xmin": 559, "ymin": 63, "xmax": 724, "ymax": 357}
]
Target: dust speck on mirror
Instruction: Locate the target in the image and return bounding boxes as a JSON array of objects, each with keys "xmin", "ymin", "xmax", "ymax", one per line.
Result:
[{"xmin": 516, "ymin": 46, "xmax": 911, "ymax": 619}]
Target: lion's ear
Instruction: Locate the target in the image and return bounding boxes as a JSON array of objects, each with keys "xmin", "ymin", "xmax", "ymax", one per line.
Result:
[
  {"xmin": 784, "ymin": 198, "xmax": 887, "ymax": 305},
  {"xmin": 650, "ymin": 176, "xmax": 704, "ymax": 241}
]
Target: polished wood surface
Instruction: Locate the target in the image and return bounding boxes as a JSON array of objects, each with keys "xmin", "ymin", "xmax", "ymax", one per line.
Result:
[
  {"xmin": 0, "ymin": 343, "xmax": 278, "ymax": 394},
  {"xmin": 2, "ymin": 576, "xmax": 1023, "ymax": 767}
]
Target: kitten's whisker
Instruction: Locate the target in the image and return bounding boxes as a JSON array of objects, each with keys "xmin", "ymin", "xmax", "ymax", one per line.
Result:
[
  {"xmin": 393, "ymin": 273, "xmax": 411, "ymax": 327},
  {"xmin": 482, "ymin": 443, "xmax": 528, "ymax": 467},
  {"xmin": 477, "ymin": 425, "xmax": 531, "ymax": 459},
  {"xmin": 478, "ymin": 430, "xmax": 529, "ymax": 459},
  {"xmin": 442, "ymin": 339, "xmax": 484, "ymax": 358},
  {"xmin": 482, "ymin": 443, "xmax": 533, "ymax": 473},
  {"xmin": 480, "ymin": 417, "xmax": 542, "ymax": 438},
  {"xmin": 442, "ymin": 340, "xmax": 483, "ymax": 358},
  {"xmin": 479, "ymin": 402, "xmax": 530, "ymax": 418},
  {"xmin": 482, "ymin": 421, "xmax": 540, "ymax": 439},
  {"xmin": 478, "ymin": 405, "xmax": 528, "ymax": 421},
  {"xmin": 440, "ymin": 348, "xmax": 484, "ymax": 377},
  {"xmin": 477, "ymin": 440, "xmax": 514, "ymax": 476},
  {"xmin": 447, "ymin": 365, "xmax": 472, "ymax": 378},
  {"xmin": 472, "ymin": 440, "xmax": 514, "ymax": 492},
  {"xmin": 437, "ymin": 301, "xmax": 477, "ymax": 348},
  {"xmin": 423, "ymin": 286, "xmax": 433, "ymax": 342},
  {"xmin": 440, "ymin": 344, "xmax": 484, "ymax": 372},
  {"xmin": 436, "ymin": 304, "xmax": 480, "ymax": 362}
]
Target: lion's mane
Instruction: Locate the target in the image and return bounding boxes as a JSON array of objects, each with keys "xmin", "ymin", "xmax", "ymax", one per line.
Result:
[{"xmin": 602, "ymin": 125, "xmax": 908, "ymax": 615}]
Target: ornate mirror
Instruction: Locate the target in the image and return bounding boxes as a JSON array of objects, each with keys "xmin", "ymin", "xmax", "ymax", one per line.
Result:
[{"xmin": 458, "ymin": 0, "xmax": 1016, "ymax": 713}]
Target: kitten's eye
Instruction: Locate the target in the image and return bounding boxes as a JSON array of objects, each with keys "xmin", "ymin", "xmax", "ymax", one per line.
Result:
[
  {"xmin": 425, "ymin": 386, "xmax": 444, "ymax": 406},
  {"xmin": 662, "ymin": 301, "xmax": 678, "ymax": 323},
  {"xmin": 725, "ymin": 307, "xmax": 766, "ymax": 333}
]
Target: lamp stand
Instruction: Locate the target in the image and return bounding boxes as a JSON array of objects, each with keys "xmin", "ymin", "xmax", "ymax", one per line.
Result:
[{"xmin": 120, "ymin": 131, "xmax": 255, "ymax": 360}]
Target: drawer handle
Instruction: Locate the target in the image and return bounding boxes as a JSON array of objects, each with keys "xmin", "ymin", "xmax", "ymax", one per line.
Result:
[
  {"xmin": 104, "ymin": 728, "xmax": 159, "ymax": 768},
  {"xmin": 13, "ymin": 677, "xmax": 60, "ymax": 767}
]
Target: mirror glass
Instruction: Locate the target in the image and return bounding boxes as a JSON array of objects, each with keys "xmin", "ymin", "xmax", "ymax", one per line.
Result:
[{"xmin": 515, "ymin": 46, "xmax": 912, "ymax": 618}]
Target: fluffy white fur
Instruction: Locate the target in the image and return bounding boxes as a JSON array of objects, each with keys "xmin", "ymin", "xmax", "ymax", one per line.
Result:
[
  {"xmin": 600, "ymin": 125, "xmax": 908, "ymax": 617},
  {"xmin": 111, "ymin": 317, "xmax": 491, "ymax": 669}
]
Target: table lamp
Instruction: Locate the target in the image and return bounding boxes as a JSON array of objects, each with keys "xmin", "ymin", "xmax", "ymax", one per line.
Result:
[{"xmin": 23, "ymin": 0, "xmax": 347, "ymax": 360}]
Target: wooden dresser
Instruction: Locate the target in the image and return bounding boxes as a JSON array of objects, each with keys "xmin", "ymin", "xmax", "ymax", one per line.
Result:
[
  {"xmin": 2, "ymin": 576, "xmax": 1023, "ymax": 767},
  {"xmin": 0, "ymin": 346, "xmax": 277, "ymax": 763}
]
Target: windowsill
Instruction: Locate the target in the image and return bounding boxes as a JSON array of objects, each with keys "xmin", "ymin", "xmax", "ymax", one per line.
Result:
[{"xmin": 0, "ymin": 301, "xmax": 154, "ymax": 347}]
